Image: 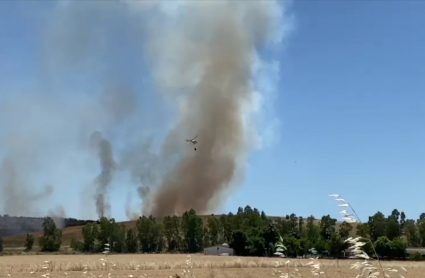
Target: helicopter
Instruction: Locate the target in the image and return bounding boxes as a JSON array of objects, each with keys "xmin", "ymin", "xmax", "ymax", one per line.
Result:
[{"xmin": 185, "ymin": 135, "xmax": 198, "ymax": 151}]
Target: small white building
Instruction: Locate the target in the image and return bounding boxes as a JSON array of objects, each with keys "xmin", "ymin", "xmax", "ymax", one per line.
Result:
[{"xmin": 204, "ymin": 244, "xmax": 234, "ymax": 256}]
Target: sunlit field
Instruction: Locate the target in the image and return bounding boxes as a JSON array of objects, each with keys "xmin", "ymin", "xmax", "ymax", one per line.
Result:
[{"xmin": 0, "ymin": 254, "xmax": 424, "ymax": 278}]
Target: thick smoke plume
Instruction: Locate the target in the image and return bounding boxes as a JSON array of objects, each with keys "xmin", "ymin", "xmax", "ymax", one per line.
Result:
[
  {"xmin": 136, "ymin": 1, "xmax": 283, "ymax": 217},
  {"xmin": 90, "ymin": 131, "xmax": 115, "ymax": 218}
]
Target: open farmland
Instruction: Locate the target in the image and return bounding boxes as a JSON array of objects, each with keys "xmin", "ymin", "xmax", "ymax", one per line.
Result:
[{"xmin": 0, "ymin": 254, "xmax": 423, "ymax": 278}]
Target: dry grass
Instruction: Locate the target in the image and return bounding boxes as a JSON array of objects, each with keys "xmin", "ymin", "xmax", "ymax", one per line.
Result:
[
  {"xmin": 0, "ymin": 254, "xmax": 424, "ymax": 278},
  {"xmin": 0, "ymin": 195, "xmax": 419, "ymax": 278}
]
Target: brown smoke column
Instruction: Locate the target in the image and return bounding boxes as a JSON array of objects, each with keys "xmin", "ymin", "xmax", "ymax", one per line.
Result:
[
  {"xmin": 144, "ymin": 2, "xmax": 278, "ymax": 217},
  {"xmin": 90, "ymin": 131, "xmax": 115, "ymax": 218}
]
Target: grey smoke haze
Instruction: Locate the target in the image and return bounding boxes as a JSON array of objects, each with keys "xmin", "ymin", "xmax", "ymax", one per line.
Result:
[
  {"xmin": 119, "ymin": 137, "xmax": 160, "ymax": 211},
  {"xmin": 0, "ymin": 158, "xmax": 53, "ymax": 216},
  {"xmin": 124, "ymin": 193, "xmax": 140, "ymax": 220},
  {"xmin": 48, "ymin": 205, "xmax": 67, "ymax": 229},
  {"xmin": 90, "ymin": 131, "xmax": 116, "ymax": 218},
  {"xmin": 0, "ymin": 0, "xmax": 285, "ymax": 219},
  {"xmin": 0, "ymin": 0, "xmax": 145, "ymax": 218}
]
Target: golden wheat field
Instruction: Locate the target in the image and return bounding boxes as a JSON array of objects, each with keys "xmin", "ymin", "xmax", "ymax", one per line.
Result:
[{"xmin": 0, "ymin": 254, "xmax": 424, "ymax": 278}]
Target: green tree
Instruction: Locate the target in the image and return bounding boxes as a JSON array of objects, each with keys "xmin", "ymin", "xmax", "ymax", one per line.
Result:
[
  {"xmin": 387, "ymin": 209, "xmax": 401, "ymax": 240},
  {"xmin": 111, "ymin": 223, "xmax": 127, "ymax": 253},
  {"xmin": 368, "ymin": 212, "xmax": 387, "ymax": 242},
  {"xmin": 405, "ymin": 219, "xmax": 422, "ymax": 247},
  {"xmin": 319, "ymin": 215, "xmax": 337, "ymax": 240},
  {"xmin": 163, "ymin": 216, "xmax": 173, "ymax": 249},
  {"xmin": 125, "ymin": 229, "xmax": 138, "ymax": 253},
  {"xmin": 207, "ymin": 215, "xmax": 221, "ymax": 246},
  {"xmin": 70, "ymin": 237, "xmax": 84, "ymax": 251},
  {"xmin": 261, "ymin": 211, "xmax": 267, "ymax": 221},
  {"xmin": 305, "ymin": 216, "xmax": 320, "ymax": 243},
  {"xmin": 230, "ymin": 230, "xmax": 248, "ymax": 256},
  {"xmin": 297, "ymin": 237, "xmax": 311, "ymax": 256},
  {"xmin": 327, "ymin": 233, "xmax": 347, "ymax": 258},
  {"xmin": 181, "ymin": 209, "xmax": 204, "ymax": 253},
  {"xmin": 136, "ymin": 216, "xmax": 163, "ymax": 253},
  {"xmin": 288, "ymin": 214, "xmax": 300, "ymax": 238},
  {"xmin": 338, "ymin": 221, "xmax": 353, "ymax": 239},
  {"xmin": 156, "ymin": 223, "xmax": 165, "ymax": 252},
  {"xmin": 374, "ymin": 236, "xmax": 392, "ymax": 258},
  {"xmin": 263, "ymin": 223, "xmax": 279, "ymax": 256},
  {"xmin": 276, "ymin": 218, "xmax": 291, "ymax": 237},
  {"xmin": 82, "ymin": 223, "xmax": 99, "ymax": 252},
  {"xmin": 220, "ymin": 213, "xmax": 234, "ymax": 244},
  {"xmin": 203, "ymin": 227, "xmax": 210, "ymax": 248},
  {"xmin": 391, "ymin": 237, "xmax": 406, "ymax": 259},
  {"xmin": 410, "ymin": 252, "xmax": 422, "ymax": 261},
  {"xmin": 163, "ymin": 215, "xmax": 181, "ymax": 252},
  {"xmin": 280, "ymin": 236, "xmax": 300, "ymax": 257},
  {"xmin": 390, "ymin": 209, "xmax": 400, "ymax": 222},
  {"xmin": 246, "ymin": 227, "xmax": 266, "ymax": 256},
  {"xmin": 354, "ymin": 223, "xmax": 375, "ymax": 257},
  {"xmin": 97, "ymin": 217, "xmax": 114, "ymax": 250},
  {"xmin": 233, "ymin": 207, "xmax": 244, "ymax": 229},
  {"xmin": 356, "ymin": 223, "xmax": 370, "ymax": 238},
  {"xmin": 238, "ymin": 206, "xmax": 267, "ymax": 230},
  {"xmin": 137, "ymin": 216, "xmax": 153, "ymax": 253},
  {"xmin": 38, "ymin": 217, "xmax": 62, "ymax": 252},
  {"xmin": 225, "ymin": 206, "xmax": 276, "ymax": 257},
  {"xmin": 104, "ymin": 218, "xmax": 125, "ymax": 253},
  {"xmin": 298, "ymin": 216, "xmax": 304, "ymax": 236},
  {"xmin": 400, "ymin": 211, "xmax": 406, "ymax": 231},
  {"xmin": 417, "ymin": 213, "xmax": 425, "ymax": 247},
  {"xmin": 24, "ymin": 233, "xmax": 35, "ymax": 251},
  {"xmin": 313, "ymin": 239, "xmax": 328, "ymax": 255}
]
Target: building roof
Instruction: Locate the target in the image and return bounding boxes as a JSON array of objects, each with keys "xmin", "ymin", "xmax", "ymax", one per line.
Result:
[
  {"xmin": 406, "ymin": 248, "xmax": 425, "ymax": 254},
  {"xmin": 204, "ymin": 245, "xmax": 233, "ymax": 249}
]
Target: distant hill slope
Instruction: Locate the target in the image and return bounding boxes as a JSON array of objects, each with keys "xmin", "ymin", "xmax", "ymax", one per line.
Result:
[
  {"xmin": 0, "ymin": 215, "xmax": 99, "ymax": 238},
  {"xmin": 2, "ymin": 216, "xmax": 359, "ymax": 248},
  {"xmin": 0, "ymin": 215, "xmax": 46, "ymax": 237}
]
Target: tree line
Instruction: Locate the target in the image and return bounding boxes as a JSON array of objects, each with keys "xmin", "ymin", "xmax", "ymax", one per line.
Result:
[{"xmin": 3, "ymin": 206, "xmax": 425, "ymax": 260}]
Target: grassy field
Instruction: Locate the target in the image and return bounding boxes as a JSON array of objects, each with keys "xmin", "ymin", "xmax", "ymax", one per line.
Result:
[{"xmin": 0, "ymin": 254, "xmax": 422, "ymax": 278}]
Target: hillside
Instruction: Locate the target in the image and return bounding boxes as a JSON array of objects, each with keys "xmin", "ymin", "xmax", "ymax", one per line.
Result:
[
  {"xmin": 2, "ymin": 216, "xmax": 359, "ymax": 249},
  {"xmin": 0, "ymin": 215, "xmax": 99, "ymax": 240},
  {"xmin": 0, "ymin": 215, "xmax": 45, "ymax": 237}
]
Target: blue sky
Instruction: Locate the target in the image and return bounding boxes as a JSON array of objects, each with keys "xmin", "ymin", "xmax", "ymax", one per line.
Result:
[
  {"xmin": 227, "ymin": 0, "xmax": 425, "ymax": 221},
  {"xmin": 0, "ymin": 0, "xmax": 424, "ymax": 223}
]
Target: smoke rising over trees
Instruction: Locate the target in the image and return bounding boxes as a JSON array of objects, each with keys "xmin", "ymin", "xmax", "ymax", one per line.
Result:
[
  {"xmin": 122, "ymin": 1, "xmax": 287, "ymax": 218},
  {"xmin": 90, "ymin": 131, "xmax": 116, "ymax": 218},
  {"xmin": 0, "ymin": 0, "xmax": 287, "ymax": 219}
]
